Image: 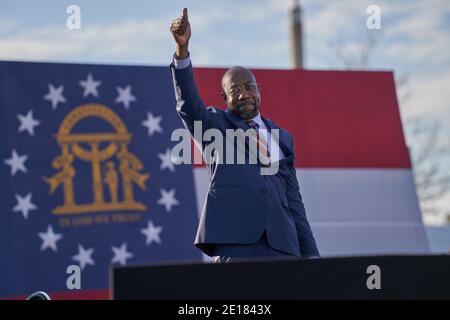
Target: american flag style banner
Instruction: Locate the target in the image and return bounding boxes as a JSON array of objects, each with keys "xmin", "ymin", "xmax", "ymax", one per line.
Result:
[{"xmin": 0, "ymin": 60, "xmax": 429, "ymax": 299}]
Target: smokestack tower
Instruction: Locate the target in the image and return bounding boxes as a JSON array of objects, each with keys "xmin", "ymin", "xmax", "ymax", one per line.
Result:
[{"xmin": 290, "ymin": 0, "xmax": 303, "ymax": 69}]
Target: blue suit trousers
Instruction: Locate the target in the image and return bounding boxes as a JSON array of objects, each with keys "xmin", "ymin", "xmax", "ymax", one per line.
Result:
[{"xmin": 213, "ymin": 232, "xmax": 298, "ymax": 263}]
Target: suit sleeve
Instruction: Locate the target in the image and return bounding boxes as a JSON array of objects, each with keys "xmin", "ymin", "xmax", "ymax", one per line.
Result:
[
  {"xmin": 170, "ymin": 62, "xmax": 216, "ymax": 137},
  {"xmin": 285, "ymin": 135, "xmax": 320, "ymax": 257}
]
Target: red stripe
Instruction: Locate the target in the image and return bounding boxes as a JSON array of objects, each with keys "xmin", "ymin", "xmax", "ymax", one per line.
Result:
[
  {"xmin": 4, "ymin": 289, "xmax": 109, "ymax": 300},
  {"xmin": 193, "ymin": 67, "xmax": 410, "ymax": 168}
]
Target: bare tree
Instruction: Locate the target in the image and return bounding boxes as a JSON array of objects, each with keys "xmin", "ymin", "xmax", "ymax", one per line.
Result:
[
  {"xmin": 333, "ymin": 30, "xmax": 379, "ymax": 70},
  {"xmin": 401, "ymin": 81, "xmax": 450, "ymax": 223}
]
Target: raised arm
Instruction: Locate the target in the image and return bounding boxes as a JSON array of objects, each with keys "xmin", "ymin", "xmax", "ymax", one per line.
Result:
[
  {"xmin": 170, "ymin": 8, "xmax": 215, "ymax": 136},
  {"xmin": 170, "ymin": 8, "xmax": 191, "ymax": 60}
]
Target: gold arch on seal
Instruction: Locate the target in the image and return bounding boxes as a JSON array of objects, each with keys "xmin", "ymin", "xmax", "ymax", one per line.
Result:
[{"xmin": 44, "ymin": 103, "xmax": 149, "ymax": 215}]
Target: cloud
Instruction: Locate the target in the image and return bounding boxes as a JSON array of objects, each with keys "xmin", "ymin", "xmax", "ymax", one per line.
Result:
[
  {"xmin": 0, "ymin": 1, "xmax": 291, "ymax": 66},
  {"xmin": 0, "ymin": 19, "xmax": 171, "ymax": 63},
  {"xmin": 382, "ymin": 1, "xmax": 450, "ymax": 67},
  {"xmin": 404, "ymin": 71, "xmax": 450, "ymax": 117}
]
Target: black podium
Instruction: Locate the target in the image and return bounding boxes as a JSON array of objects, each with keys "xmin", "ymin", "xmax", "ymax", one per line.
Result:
[{"xmin": 111, "ymin": 255, "xmax": 450, "ymax": 300}]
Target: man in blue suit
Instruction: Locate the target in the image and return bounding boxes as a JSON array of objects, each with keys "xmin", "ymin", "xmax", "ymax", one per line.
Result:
[{"xmin": 170, "ymin": 8, "xmax": 319, "ymax": 262}]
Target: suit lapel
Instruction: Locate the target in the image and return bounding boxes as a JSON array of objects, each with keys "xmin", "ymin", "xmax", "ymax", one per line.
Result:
[{"xmin": 224, "ymin": 109, "xmax": 294, "ymax": 164}]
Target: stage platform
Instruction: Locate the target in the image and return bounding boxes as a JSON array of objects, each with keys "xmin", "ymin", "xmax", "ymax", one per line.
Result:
[{"xmin": 112, "ymin": 254, "xmax": 450, "ymax": 300}]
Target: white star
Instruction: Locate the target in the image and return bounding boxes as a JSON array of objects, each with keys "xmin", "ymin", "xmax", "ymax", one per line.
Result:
[
  {"xmin": 13, "ymin": 193, "xmax": 37, "ymax": 220},
  {"xmin": 17, "ymin": 110, "xmax": 41, "ymax": 136},
  {"xmin": 43, "ymin": 83, "xmax": 66, "ymax": 109},
  {"xmin": 72, "ymin": 245, "xmax": 95, "ymax": 270},
  {"xmin": 79, "ymin": 73, "xmax": 101, "ymax": 98},
  {"xmin": 4, "ymin": 149, "xmax": 28, "ymax": 176},
  {"xmin": 158, "ymin": 148, "xmax": 176, "ymax": 173},
  {"xmin": 141, "ymin": 220, "xmax": 163, "ymax": 245},
  {"xmin": 111, "ymin": 242, "xmax": 134, "ymax": 265},
  {"xmin": 115, "ymin": 85, "xmax": 136, "ymax": 109},
  {"xmin": 157, "ymin": 188, "xmax": 179, "ymax": 213},
  {"xmin": 142, "ymin": 112, "xmax": 163, "ymax": 136},
  {"xmin": 38, "ymin": 225, "xmax": 63, "ymax": 252}
]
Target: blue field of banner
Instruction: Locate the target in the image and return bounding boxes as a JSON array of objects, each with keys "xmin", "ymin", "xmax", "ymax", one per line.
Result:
[{"xmin": 0, "ymin": 61, "xmax": 202, "ymax": 298}]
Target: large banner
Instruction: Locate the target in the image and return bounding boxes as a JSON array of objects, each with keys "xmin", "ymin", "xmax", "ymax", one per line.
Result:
[
  {"xmin": 0, "ymin": 61, "xmax": 429, "ymax": 299},
  {"xmin": 0, "ymin": 61, "xmax": 201, "ymax": 298}
]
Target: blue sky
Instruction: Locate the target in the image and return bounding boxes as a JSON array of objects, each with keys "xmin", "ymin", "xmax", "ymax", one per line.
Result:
[{"xmin": 1, "ymin": 0, "xmax": 449, "ymax": 223}]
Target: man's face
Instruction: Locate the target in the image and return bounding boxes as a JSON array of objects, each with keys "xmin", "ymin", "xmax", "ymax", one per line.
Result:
[{"xmin": 221, "ymin": 67, "xmax": 261, "ymax": 120}]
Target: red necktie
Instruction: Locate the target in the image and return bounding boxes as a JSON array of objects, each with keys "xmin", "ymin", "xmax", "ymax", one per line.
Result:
[{"xmin": 246, "ymin": 120, "xmax": 271, "ymax": 167}]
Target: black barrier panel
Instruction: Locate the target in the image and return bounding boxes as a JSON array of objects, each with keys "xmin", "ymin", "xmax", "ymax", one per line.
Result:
[{"xmin": 111, "ymin": 255, "xmax": 450, "ymax": 300}]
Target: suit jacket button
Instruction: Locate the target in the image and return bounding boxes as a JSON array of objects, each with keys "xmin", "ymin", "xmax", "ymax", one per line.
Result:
[{"xmin": 261, "ymin": 187, "xmax": 267, "ymax": 193}]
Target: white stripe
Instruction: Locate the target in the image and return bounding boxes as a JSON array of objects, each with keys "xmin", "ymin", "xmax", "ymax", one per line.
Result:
[{"xmin": 193, "ymin": 168, "xmax": 430, "ymax": 256}]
